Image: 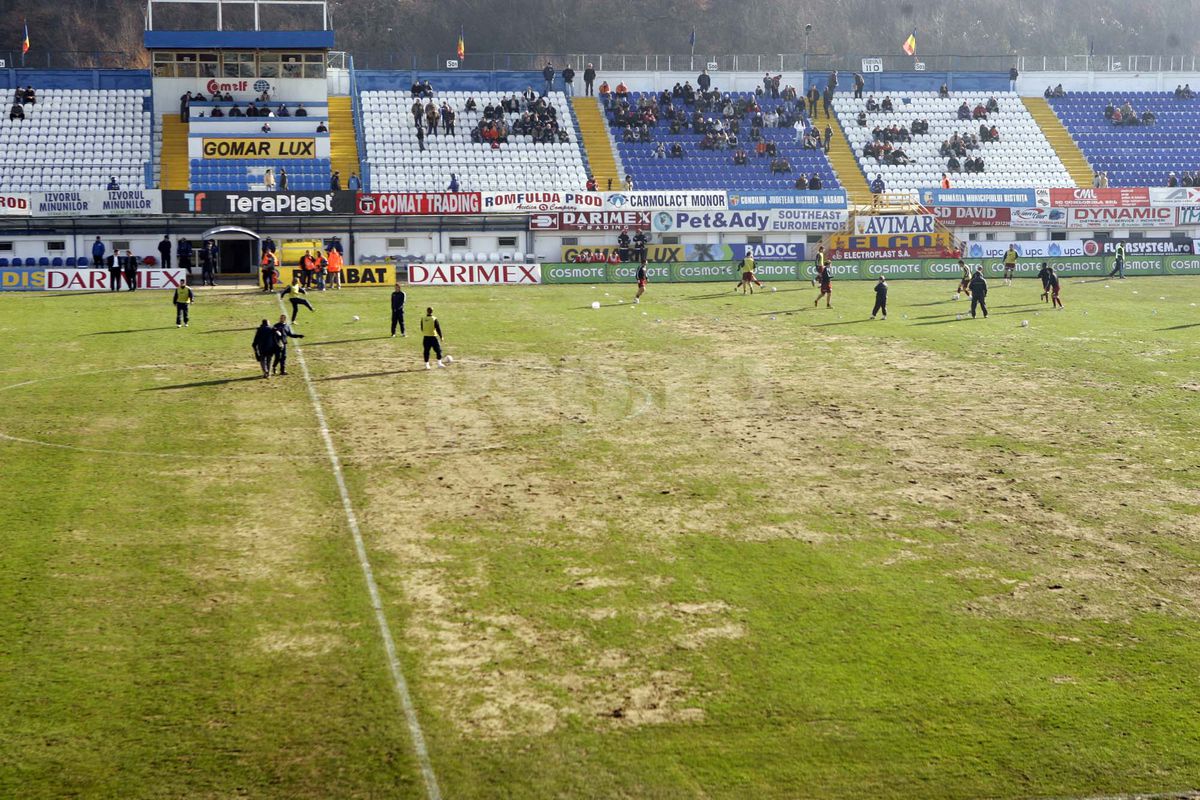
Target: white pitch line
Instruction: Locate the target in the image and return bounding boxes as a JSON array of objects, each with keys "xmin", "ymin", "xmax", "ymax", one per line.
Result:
[{"xmin": 280, "ymin": 302, "xmax": 442, "ymax": 800}]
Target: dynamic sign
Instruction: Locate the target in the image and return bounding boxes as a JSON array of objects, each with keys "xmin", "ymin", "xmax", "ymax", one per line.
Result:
[
  {"xmin": 202, "ymin": 138, "xmax": 317, "ymax": 159},
  {"xmin": 1067, "ymin": 206, "xmax": 1175, "ymax": 229},
  {"xmin": 356, "ymin": 192, "xmax": 483, "ymax": 215},
  {"xmin": 407, "ymin": 263, "xmax": 542, "ymax": 285},
  {"xmin": 163, "ymin": 191, "xmax": 356, "ymax": 215}
]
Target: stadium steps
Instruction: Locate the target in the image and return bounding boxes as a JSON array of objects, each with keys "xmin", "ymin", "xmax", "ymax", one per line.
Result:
[
  {"xmin": 823, "ymin": 113, "xmax": 873, "ymax": 205},
  {"xmin": 327, "ymin": 96, "xmax": 361, "ymax": 185},
  {"xmin": 572, "ymin": 96, "xmax": 620, "ymax": 188},
  {"xmin": 161, "ymin": 115, "xmax": 190, "ymax": 191},
  {"xmin": 1023, "ymin": 97, "xmax": 1093, "ymax": 188}
]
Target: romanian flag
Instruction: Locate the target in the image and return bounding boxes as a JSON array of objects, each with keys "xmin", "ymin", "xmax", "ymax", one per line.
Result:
[
  {"xmin": 22, "ymin": 21, "xmax": 29, "ymax": 55},
  {"xmin": 456, "ymin": 28, "xmax": 465, "ymax": 61},
  {"xmin": 902, "ymin": 30, "xmax": 916, "ymax": 56}
]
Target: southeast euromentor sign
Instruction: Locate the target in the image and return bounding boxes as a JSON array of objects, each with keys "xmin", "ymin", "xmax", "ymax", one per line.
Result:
[{"xmin": 407, "ymin": 263, "xmax": 542, "ymax": 285}]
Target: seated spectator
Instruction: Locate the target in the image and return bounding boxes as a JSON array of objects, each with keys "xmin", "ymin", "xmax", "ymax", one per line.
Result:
[
  {"xmin": 316, "ymin": 121, "xmax": 328, "ymax": 133},
  {"xmin": 957, "ymin": 101, "xmax": 971, "ymax": 120},
  {"xmin": 802, "ymin": 131, "xmax": 820, "ymax": 150},
  {"xmin": 290, "ymin": 103, "xmax": 304, "ymax": 118},
  {"xmin": 974, "ymin": 156, "xmax": 985, "ymax": 173},
  {"xmin": 247, "ymin": 102, "xmax": 258, "ymax": 116},
  {"xmin": 1111, "ymin": 108, "xmax": 1123, "ymax": 124},
  {"xmin": 889, "ymin": 147, "xmax": 910, "ymax": 165},
  {"xmin": 865, "ymin": 95, "xmax": 879, "ymax": 112},
  {"xmin": 972, "ymin": 103, "xmax": 988, "ymax": 119},
  {"xmin": 193, "ymin": 92, "xmax": 207, "ymax": 102},
  {"xmin": 1183, "ymin": 84, "xmax": 1195, "ymax": 99},
  {"xmin": 733, "ymin": 148, "xmax": 748, "ymax": 165},
  {"xmin": 624, "ymin": 172, "xmax": 634, "ymax": 190},
  {"xmin": 988, "ymin": 125, "xmax": 1000, "ymax": 142},
  {"xmin": 1183, "ymin": 172, "xmax": 1195, "ymax": 187},
  {"xmin": 1045, "ymin": 86, "xmax": 1055, "ymax": 98},
  {"xmin": 421, "ymin": 80, "xmax": 434, "ymax": 97},
  {"xmin": 938, "ymin": 83, "xmax": 950, "ymax": 97},
  {"xmin": 765, "ymin": 140, "xmax": 778, "ymax": 157},
  {"xmin": 261, "ymin": 122, "xmax": 272, "ymax": 133},
  {"xmin": 22, "ymin": 86, "xmax": 36, "ymax": 105},
  {"xmin": 1104, "ymin": 102, "xmax": 1116, "ymax": 119},
  {"xmin": 755, "ymin": 139, "xmax": 768, "ymax": 158},
  {"xmin": 669, "ymin": 142, "xmax": 684, "ymax": 158},
  {"xmin": 947, "ymin": 155, "xmax": 961, "ymax": 172},
  {"xmin": 465, "ymin": 97, "xmax": 477, "ymax": 112},
  {"xmin": 586, "ymin": 175, "xmax": 597, "ymax": 191},
  {"xmin": 986, "ymin": 96, "xmax": 999, "ymax": 113},
  {"xmin": 210, "ymin": 107, "xmax": 224, "ymax": 118},
  {"xmin": 574, "ymin": 249, "xmax": 591, "ymax": 263},
  {"xmin": 1141, "ymin": 110, "xmax": 1156, "ymax": 125},
  {"xmin": 654, "ymin": 142, "xmax": 666, "ymax": 159},
  {"xmin": 1168, "ymin": 172, "xmax": 1179, "ymax": 187},
  {"xmin": 277, "ymin": 104, "xmax": 290, "ymax": 117},
  {"xmin": 107, "ymin": 176, "xmax": 119, "ymax": 190},
  {"xmin": 1052, "ymin": 84, "xmax": 1065, "ymax": 97},
  {"xmin": 979, "ymin": 123, "xmax": 992, "ymax": 142},
  {"xmin": 941, "ymin": 172, "xmax": 951, "ymax": 189},
  {"xmin": 257, "ymin": 89, "xmax": 271, "ymax": 103},
  {"xmin": 881, "ymin": 96, "xmax": 894, "ymax": 112},
  {"xmin": 9, "ymin": 102, "xmax": 24, "ymax": 121},
  {"xmin": 769, "ymin": 156, "xmax": 792, "ymax": 173},
  {"xmin": 794, "ymin": 173, "xmax": 809, "ymax": 190},
  {"xmin": 615, "ymin": 81, "xmax": 630, "ymax": 99},
  {"xmin": 870, "ymin": 174, "xmax": 885, "ymax": 194},
  {"xmin": 856, "ymin": 110, "xmax": 867, "ymax": 127},
  {"xmin": 809, "ymin": 173, "xmax": 823, "ymax": 190},
  {"xmin": 410, "ymin": 80, "xmax": 422, "ymax": 97}
]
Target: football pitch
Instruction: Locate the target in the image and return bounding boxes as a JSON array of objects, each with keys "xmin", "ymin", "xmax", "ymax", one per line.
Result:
[{"xmin": 3, "ymin": 276, "xmax": 1200, "ymax": 799}]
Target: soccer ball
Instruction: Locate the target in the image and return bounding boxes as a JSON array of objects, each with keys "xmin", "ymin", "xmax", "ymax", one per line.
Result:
[
  {"xmin": 1021, "ymin": 320, "xmax": 1029, "ymax": 327},
  {"xmin": 771, "ymin": 286, "xmax": 777, "ymax": 292},
  {"xmin": 591, "ymin": 301, "xmax": 601, "ymax": 309},
  {"xmin": 953, "ymin": 293, "xmax": 960, "ymax": 300},
  {"xmin": 444, "ymin": 355, "xmax": 454, "ymax": 363},
  {"xmin": 352, "ymin": 315, "xmax": 360, "ymax": 322}
]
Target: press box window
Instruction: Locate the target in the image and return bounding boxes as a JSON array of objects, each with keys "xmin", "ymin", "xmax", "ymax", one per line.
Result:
[
  {"xmin": 448, "ymin": 237, "xmax": 469, "ymax": 249},
  {"xmin": 561, "ymin": 237, "xmax": 579, "ymax": 246},
  {"xmin": 746, "ymin": 236, "xmax": 764, "ymax": 245},
  {"xmin": 0, "ymin": 242, "xmax": 12, "ymax": 252},
  {"xmin": 386, "ymin": 238, "xmax": 408, "ymax": 251},
  {"xmin": 113, "ymin": 241, "xmax": 131, "ymax": 252},
  {"xmin": 498, "ymin": 236, "xmax": 518, "ymax": 248},
  {"xmin": 47, "ymin": 241, "xmax": 65, "ymax": 252},
  {"xmin": 660, "ymin": 235, "xmax": 680, "ymax": 244}
]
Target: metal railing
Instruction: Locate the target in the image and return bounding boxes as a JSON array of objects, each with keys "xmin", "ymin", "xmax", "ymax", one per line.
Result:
[
  {"xmin": 350, "ymin": 51, "xmax": 1200, "ymax": 75},
  {"xmin": 348, "ymin": 54, "xmax": 369, "ymax": 192},
  {"xmin": 0, "ymin": 50, "xmax": 143, "ymax": 70}
]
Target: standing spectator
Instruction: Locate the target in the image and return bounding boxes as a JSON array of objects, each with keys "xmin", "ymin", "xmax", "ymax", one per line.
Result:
[
  {"xmin": 330, "ymin": 171, "xmax": 341, "ymax": 191},
  {"xmin": 624, "ymin": 172, "xmax": 635, "ymax": 190},
  {"xmin": 348, "ymin": 172, "xmax": 361, "ymax": 191},
  {"xmin": 157, "ymin": 235, "xmax": 172, "ymax": 269},
  {"xmin": 941, "ymin": 172, "xmax": 951, "ymax": 189},
  {"xmin": 968, "ymin": 267, "xmax": 989, "ymax": 318},
  {"xmin": 202, "ymin": 240, "xmax": 217, "ymax": 286},
  {"xmin": 264, "ymin": 167, "xmax": 276, "ymax": 191},
  {"xmin": 325, "ymin": 243, "xmax": 343, "ymax": 290},
  {"xmin": 91, "ymin": 236, "xmax": 106, "ymax": 268},
  {"xmin": 122, "ymin": 250, "xmax": 139, "ymax": 291},
  {"xmin": 106, "ymin": 253, "xmax": 122, "ymax": 290},
  {"xmin": 823, "ymin": 124, "xmax": 833, "ymax": 153},
  {"xmin": 1108, "ymin": 243, "xmax": 1126, "ymax": 279},
  {"xmin": 252, "ymin": 320, "xmax": 279, "ymax": 379},
  {"xmin": 584, "ymin": 63, "xmax": 596, "ymax": 96},
  {"xmin": 279, "ymin": 168, "xmax": 289, "ymax": 191},
  {"xmin": 448, "ymin": 174, "xmax": 460, "ymax": 192},
  {"xmin": 562, "ymin": 65, "xmax": 576, "ymax": 97},
  {"xmin": 822, "ymin": 85, "xmax": 833, "ymax": 118},
  {"xmin": 697, "ymin": 69, "xmax": 711, "ymax": 94},
  {"xmin": 827, "ymin": 70, "xmax": 839, "ymax": 92},
  {"xmin": 1009, "ymin": 66, "xmax": 1019, "ymax": 92},
  {"xmin": 542, "ymin": 61, "xmax": 555, "ymax": 96},
  {"xmin": 870, "ymin": 173, "xmax": 886, "ymax": 194},
  {"xmin": 633, "ymin": 229, "xmax": 648, "ymax": 263},
  {"xmin": 271, "ymin": 314, "xmax": 303, "ymax": 375},
  {"xmin": 179, "ymin": 91, "xmax": 190, "ymax": 122},
  {"xmin": 853, "ymin": 72, "xmax": 865, "ymax": 99},
  {"xmin": 416, "ymin": 124, "xmax": 426, "ymax": 152},
  {"xmin": 177, "ymin": 237, "xmax": 193, "ymax": 275}
]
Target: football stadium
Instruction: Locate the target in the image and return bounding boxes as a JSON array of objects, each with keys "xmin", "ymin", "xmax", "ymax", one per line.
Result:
[{"xmin": 4, "ymin": 1, "xmax": 1200, "ymax": 797}]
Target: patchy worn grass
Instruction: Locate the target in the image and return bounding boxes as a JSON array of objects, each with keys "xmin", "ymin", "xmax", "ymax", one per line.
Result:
[{"xmin": 3, "ymin": 276, "xmax": 1200, "ymax": 798}]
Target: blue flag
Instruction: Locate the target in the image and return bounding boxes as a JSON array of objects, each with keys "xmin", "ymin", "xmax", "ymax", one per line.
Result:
[{"xmin": 689, "ymin": 28, "xmax": 696, "ymax": 49}]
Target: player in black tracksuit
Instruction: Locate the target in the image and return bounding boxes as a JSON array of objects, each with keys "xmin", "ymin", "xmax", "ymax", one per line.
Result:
[
  {"xmin": 252, "ymin": 319, "xmax": 279, "ymax": 378},
  {"xmin": 968, "ymin": 269, "xmax": 988, "ymax": 318},
  {"xmin": 632, "ymin": 231, "xmax": 648, "ymax": 263},
  {"xmin": 1037, "ymin": 262, "xmax": 1051, "ymax": 302},
  {"xmin": 107, "ymin": 255, "xmax": 122, "ymax": 291},
  {"xmin": 871, "ymin": 275, "xmax": 887, "ymax": 319},
  {"xmin": 617, "ymin": 229, "xmax": 631, "ymax": 262},
  {"xmin": 391, "ymin": 284, "xmax": 407, "ymax": 337},
  {"xmin": 271, "ymin": 314, "xmax": 304, "ymax": 375}
]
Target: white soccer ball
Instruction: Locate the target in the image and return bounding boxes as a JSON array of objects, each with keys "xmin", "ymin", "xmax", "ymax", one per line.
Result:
[
  {"xmin": 955, "ymin": 314, "xmax": 963, "ymax": 320},
  {"xmin": 1022, "ymin": 320, "xmax": 1029, "ymax": 327},
  {"xmin": 444, "ymin": 355, "xmax": 453, "ymax": 363},
  {"xmin": 771, "ymin": 286, "xmax": 777, "ymax": 292},
  {"xmin": 953, "ymin": 293, "xmax": 960, "ymax": 300},
  {"xmin": 352, "ymin": 315, "xmax": 360, "ymax": 322},
  {"xmin": 591, "ymin": 301, "xmax": 601, "ymax": 309}
]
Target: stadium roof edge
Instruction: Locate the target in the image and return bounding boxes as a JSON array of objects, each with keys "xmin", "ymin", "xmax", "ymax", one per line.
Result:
[{"xmin": 143, "ymin": 30, "xmax": 335, "ymax": 49}]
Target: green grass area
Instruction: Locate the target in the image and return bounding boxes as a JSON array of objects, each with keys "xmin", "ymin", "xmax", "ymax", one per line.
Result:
[{"xmin": 3, "ymin": 275, "xmax": 1200, "ymax": 798}]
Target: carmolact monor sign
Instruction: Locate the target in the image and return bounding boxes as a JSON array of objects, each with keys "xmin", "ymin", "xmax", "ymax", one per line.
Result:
[
  {"xmin": 163, "ymin": 190, "xmax": 356, "ymax": 215},
  {"xmin": 357, "ymin": 192, "xmax": 482, "ymax": 215},
  {"xmin": 407, "ymin": 263, "xmax": 541, "ymax": 285},
  {"xmin": 602, "ymin": 191, "xmax": 727, "ymax": 211}
]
